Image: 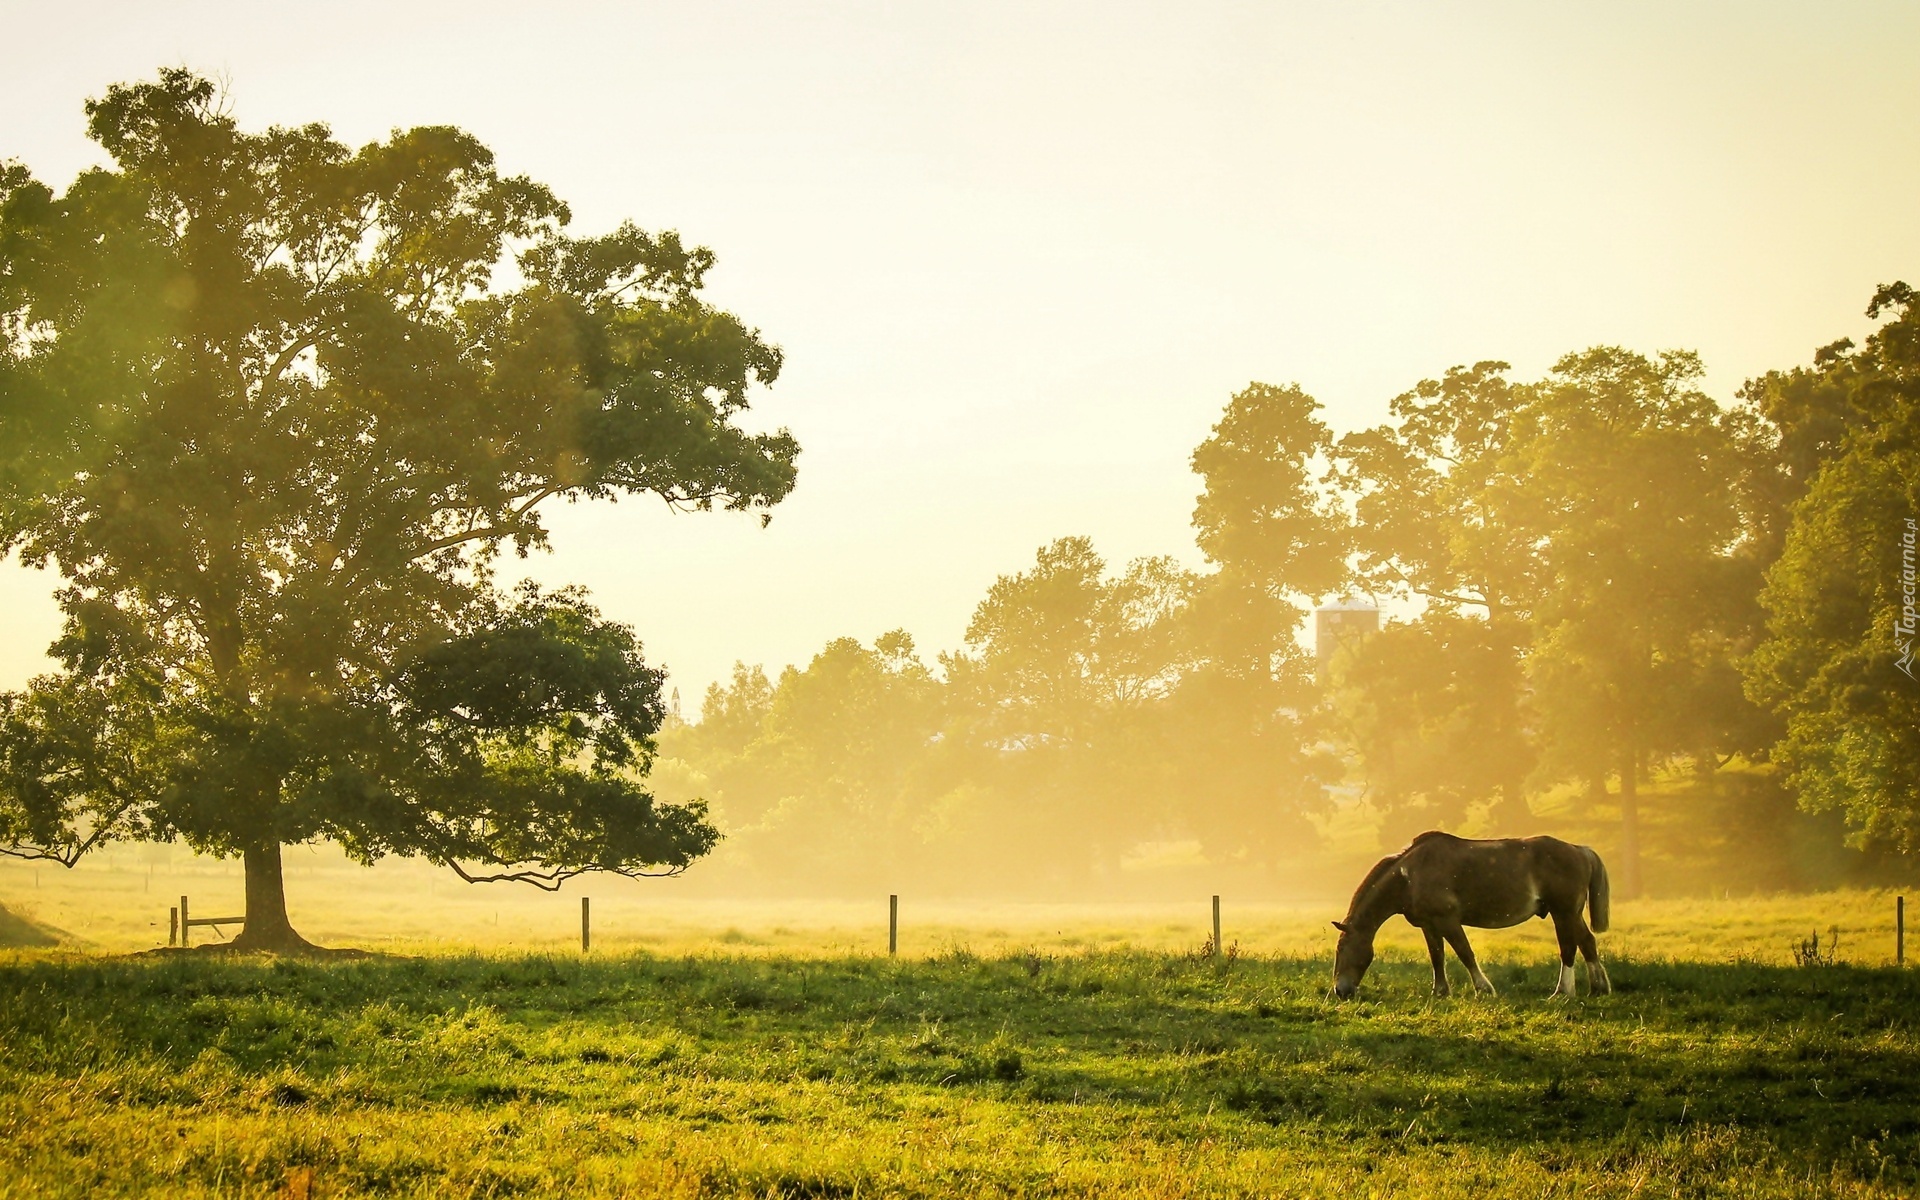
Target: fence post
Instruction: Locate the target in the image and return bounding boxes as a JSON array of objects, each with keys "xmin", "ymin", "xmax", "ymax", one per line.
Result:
[
  {"xmin": 581, "ymin": 897, "xmax": 590, "ymax": 954},
  {"xmin": 1212, "ymin": 895, "xmax": 1222, "ymax": 956},
  {"xmin": 180, "ymin": 895, "xmax": 190, "ymax": 949},
  {"xmin": 888, "ymin": 895, "xmax": 898, "ymax": 957},
  {"xmin": 1899, "ymin": 895, "xmax": 1905, "ymax": 967},
  {"xmin": 169, "ymin": 906, "xmax": 178, "ymax": 948}
]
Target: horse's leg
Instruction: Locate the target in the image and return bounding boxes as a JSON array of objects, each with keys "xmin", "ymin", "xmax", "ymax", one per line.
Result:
[
  {"xmin": 1547, "ymin": 912, "xmax": 1579, "ymax": 997},
  {"xmin": 1578, "ymin": 923, "xmax": 1610, "ymax": 995},
  {"xmin": 1440, "ymin": 925, "xmax": 1496, "ymax": 995},
  {"xmin": 1423, "ymin": 927, "xmax": 1451, "ymax": 997}
]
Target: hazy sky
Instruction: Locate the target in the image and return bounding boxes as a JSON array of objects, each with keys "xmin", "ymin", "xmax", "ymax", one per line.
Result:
[{"xmin": 2, "ymin": 2, "xmax": 1917, "ymax": 704}]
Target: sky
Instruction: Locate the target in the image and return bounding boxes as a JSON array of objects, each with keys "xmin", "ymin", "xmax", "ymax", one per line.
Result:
[{"xmin": 2, "ymin": 2, "xmax": 1917, "ymax": 706}]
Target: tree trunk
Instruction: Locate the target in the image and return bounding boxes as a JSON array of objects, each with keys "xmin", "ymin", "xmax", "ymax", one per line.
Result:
[
  {"xmin": 228, "ymin": 843, "xmax": 318, "ymax": 952},
  {"xmin": 1618, "ymin": 753, "xmax": 1642, "ymax": 900}
]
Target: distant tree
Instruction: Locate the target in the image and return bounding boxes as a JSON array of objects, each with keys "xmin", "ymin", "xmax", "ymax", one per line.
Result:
[
  {"xmin": 660, "ymin": 634, "xmax": 947, "ymax": 889},
  {"xmin": 668, "ymin": 662, "xmax": 779, "ymax": 816},
  {"xmin": 0, "ymin": 71, "xmax": 797, "ymax": 949},
  {"xmin": 1182, "ymin": 384, "xmax": 1347, "ymax": 870},
  {"xmin": 1329, "ymin": 612, "xmax": 1534, "ymax": 844},
  {"xmin": 943, "ymin": 538, "xmax": 1197, "ymax": 884},
  {"xmin": 1333, "ymin": 354, "xmax": 1771, "ymax": 890},
  {"xmin": 1745, "ymin": 284, "xmax": 1920, "ymax": 848},
  {"xmin": 1338, "ymin": 362, "xmax": 1540, "ymax": 620},
  {"xmin": 1334, "ymin": 363, "xmax": 1539, "ymax": 827},
  {"xmin": 1512, "ymin": 349, "xmax": 1767, "ymax": 895},
  {"xmin": 749, "ymin": 632, "xmax": 945, "ymax": 884}
]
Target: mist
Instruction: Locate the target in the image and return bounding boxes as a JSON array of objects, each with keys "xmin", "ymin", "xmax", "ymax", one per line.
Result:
[{"xmin": 634, "ymin": 339, "xmax": 1920, "ymax": 907}]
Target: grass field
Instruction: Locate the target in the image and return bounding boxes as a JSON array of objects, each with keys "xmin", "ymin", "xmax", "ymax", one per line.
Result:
[
  {"xmin": 5, "ymin": 850, "xmax": 1917, "ymax": 1197},
  {"xmin": 3, "ymin": 899, "xmax": 1918, "ymax": 1198}
]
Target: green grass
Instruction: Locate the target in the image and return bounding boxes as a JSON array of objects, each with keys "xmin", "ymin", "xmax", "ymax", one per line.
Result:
[{"xmin": 2, "ymin": 946, "xmax": 1917, "ymax": 1198}]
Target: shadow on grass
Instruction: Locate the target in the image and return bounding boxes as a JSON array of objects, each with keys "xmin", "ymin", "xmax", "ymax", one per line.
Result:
[
  {"xmin": 0, "ymin": 902, "xmax": 61, "ymax": 948},
  {"xmin": 2, "ymin": 949, "xmax": 1917, "ymax": 1164}
]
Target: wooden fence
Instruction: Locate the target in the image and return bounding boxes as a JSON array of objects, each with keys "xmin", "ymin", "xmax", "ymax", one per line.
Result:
[{"xmin": 156, "ymin": 893, "xmax": 1909, "ymax": 962}]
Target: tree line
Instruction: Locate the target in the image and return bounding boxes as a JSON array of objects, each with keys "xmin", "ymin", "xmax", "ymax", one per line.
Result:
[{"xmin": 660, "ymin": 297, "xmax": 1920, "ymax": 899}]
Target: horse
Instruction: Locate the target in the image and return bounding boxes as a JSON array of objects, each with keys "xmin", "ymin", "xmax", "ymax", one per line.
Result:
[{"xmin": 1331, "ymin": 831, "xmax": 1611, "ymax": 999}]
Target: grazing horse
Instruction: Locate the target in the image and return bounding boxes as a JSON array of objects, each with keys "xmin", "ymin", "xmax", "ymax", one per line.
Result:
[{"xmin": 1331, "ymin": 832, "xmax": 1610, "ymax": 999}]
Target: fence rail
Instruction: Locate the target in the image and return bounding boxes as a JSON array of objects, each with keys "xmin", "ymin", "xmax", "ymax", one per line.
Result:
[
  {"xmin": 170, "ymin": 896, "xmax": 244, "ymax": 947},
  {"xmin": 152, "ymin": 893, "xmax": 1910, "ymax": 963}
]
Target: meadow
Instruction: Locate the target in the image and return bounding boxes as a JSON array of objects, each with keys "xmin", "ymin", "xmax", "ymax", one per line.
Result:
[
  {"xmin": 2, "ymin": 877, "xmax": 1918, "ymax": 1198},
  {"xmin": 1, "ymin": 839, "xmax": 1909, "ymax": 964}
]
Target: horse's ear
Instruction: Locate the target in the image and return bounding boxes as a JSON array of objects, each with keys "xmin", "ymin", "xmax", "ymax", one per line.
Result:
[{"xmin": 1331, "ymin": 920, "xmax": 1349, "ymax": 933}]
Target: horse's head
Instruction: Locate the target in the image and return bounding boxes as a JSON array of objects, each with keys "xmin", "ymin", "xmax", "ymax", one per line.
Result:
[{"xmin": 1330, "ymin": 920, "xmax": 1373, "ymax": 999}]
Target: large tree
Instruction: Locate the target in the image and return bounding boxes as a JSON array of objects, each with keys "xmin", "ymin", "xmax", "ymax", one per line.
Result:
[
  {"xmin": 1328, "ymin": 611, "xmax": 1534, "ymax": 845},
  {"xmin": 1333, "ymin": 354, "xmax": 1770, "ymax": 892},
  {"xmin": 1517, "ymin": 350, "xmax": 1766, "ymax": 892},
  {"xmin": 0, "ymin": 71, "xmax": 797, "ymax": 949}
]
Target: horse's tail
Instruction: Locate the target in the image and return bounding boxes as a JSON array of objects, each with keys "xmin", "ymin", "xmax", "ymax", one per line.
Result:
[{"xmin": 1583, "ymin": 845, "xmax": 1611, "ymax": 933}]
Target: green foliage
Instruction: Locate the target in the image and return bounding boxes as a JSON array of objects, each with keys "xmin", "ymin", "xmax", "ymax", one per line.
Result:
[
  {"xmin": 1190, "ymin": 382, "xmax": 1348, "ymax": 607},
  {"xmin": 1330, "ymin": 612, "xmax": 1533, "ymax": 842},
  {"xmin": 1, "ymin": 948, "xmax": 1917, "ymax": 1196},
  {"xmin": 944, "ymin": 539, "xmax": 1202, "ymax": 880},
  {"xmin": 1745, "ymin": 284, "xmax": 1920, "ymax": 849},
  {"xmin": 1178, "ymin": 387, "xmax": 1346, "ymax": 867},
  {"xmin": 0, "ymin": 71, "xmax": 794, "ymax": 918},
  {"xmin": 664, "ymin": 541, "xmax": 1222, "ymax": 893},
  {"xmin": 1517, "ymin": 348, "xmax": 1768, "ymax": 787},
  {"xmin": 707, "ymin": 631, "xmax": 944, "ymax": 885},
  {"xmin": 1339, "ymin": 359, "xmax": 1536, "ymax": 617},
  {"xmin": 1327, "ymin": 349, "xmax": 1776, "ymax": 884}
]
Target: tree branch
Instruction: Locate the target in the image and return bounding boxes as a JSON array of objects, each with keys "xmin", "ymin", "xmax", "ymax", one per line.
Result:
[
  {"xmin": 0, "ymin": 808, "xmax": 127, "ymax": 866},
  {"xmin": 403, "ymin": 487, "xmax": 561, "ymax": 563},
  {"xmin": 445, "ymin": 859, "xmax": 691, "ymax": 890},
  {"xmin": 257, "ymin": 334, "xmax": 321, "ymax": 403},
  {"xmin": 0, "ymin": 842, "xmax": 87, "ymax": 867}
]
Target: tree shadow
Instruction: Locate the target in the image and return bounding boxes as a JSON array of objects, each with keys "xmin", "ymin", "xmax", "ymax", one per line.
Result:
[
  {"xmin": 0, "ymin": 902, "xmax": 62, "ymax": 948},
  {"xmin": 1, "ymin": 951, "xmax": 1916, "ymax": 1172}
]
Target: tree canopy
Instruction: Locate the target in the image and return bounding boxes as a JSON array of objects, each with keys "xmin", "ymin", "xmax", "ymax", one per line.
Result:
[
  {"xmin": 1330, "ymin": 349, "xmax": 1772, "ymax": 893},
  {"xmin": 1744, "ymin": 284, "xmax": 1920, "ymax": 848},
  {"xmin": 0, "ymin": 70, "xmax": 796, "ymax": 947},
  {"xmin": 650, "ymin": 305, "xmax": 1918, "ymax": 899}
]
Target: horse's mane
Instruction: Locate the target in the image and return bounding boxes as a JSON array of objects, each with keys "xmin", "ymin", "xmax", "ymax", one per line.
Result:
[{"xmin": 1342, "ymin": 852, "xmax": 1405, "ymax": 922}]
